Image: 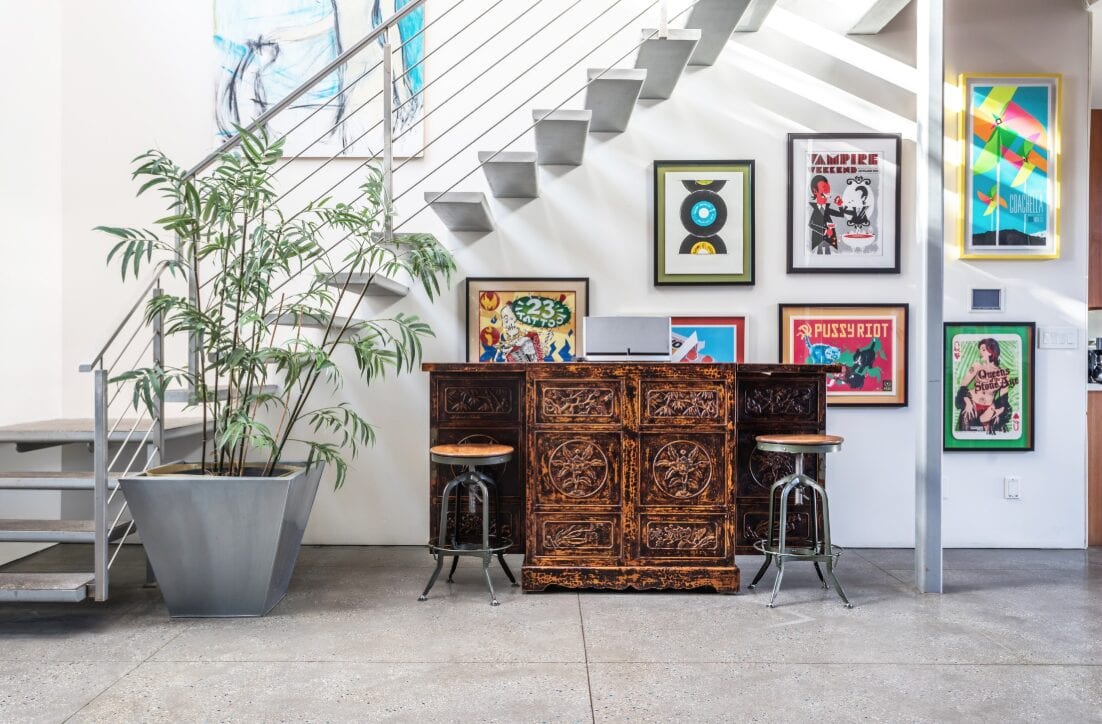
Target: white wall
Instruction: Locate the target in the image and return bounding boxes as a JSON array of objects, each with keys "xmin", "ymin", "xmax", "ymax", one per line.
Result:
[
  {"xmin": 942, "ymin": 0, "xmax": 1089, "ymax": 547},
  {"xmin": 3, "ymin": 0, "xmax": 1088, "ymax": 550},
  {"xmin": 0, "ymin": 0, "xmax": 65, "ymax": 564}
]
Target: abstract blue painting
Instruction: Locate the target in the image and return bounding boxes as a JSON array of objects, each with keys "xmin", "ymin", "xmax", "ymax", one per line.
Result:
[{"xmin": 214, "ymin": 0, "xmax": 425, "ymax": 158}]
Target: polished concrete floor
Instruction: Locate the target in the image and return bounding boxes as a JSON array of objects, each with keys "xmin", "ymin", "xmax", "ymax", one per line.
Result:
[{"xmin": 1, "ymin": 544, "xmax": 1100, "ymax": 723}]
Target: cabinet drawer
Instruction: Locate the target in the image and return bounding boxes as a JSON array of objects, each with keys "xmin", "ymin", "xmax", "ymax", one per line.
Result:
[
  {"xmin": 639, "ymin": 432, "xmax": 728, "ymax": 507},
  {"xmin": 737, "ymin": 380, "xmax": 820, "ymax": 423},
  {"xmin": 533, "ymin": 432, "xmax": 622, "ymax": 507},
  {"xmin": 435, "ymin": 376, "xmax": 522, "ymax": 423},
  {"xmin": 534, "ymin": 379, "xmax": 622, "ymax": 425},
  {"xmin": 640, "ymin": 381, "xmax": 727, "ymax": 425},
  {"xmin": 637, "ymin": 514, "xmax": 730, "ymax": 562},
  {"xmin": 532, "ymin": 513, "xmax": 620, "ymax": 560}
]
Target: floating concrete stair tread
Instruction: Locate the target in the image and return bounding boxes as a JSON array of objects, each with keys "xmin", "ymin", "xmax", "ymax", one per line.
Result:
[
  {"xmin": 424, "ymin": 191, "xmax": 494, "ymax": 232},
  {"xmin": 165, "ymin": 385, "xmax": 281, "ymax": 404},
  {"xmin": 322, "ymin": 272, "xmax": 410, "ymax": 297},
  {"xmin": 532, "ymin": 109, "xmax": 592, "ymax": 165},
  {"xmin": 0, "ymin": 471, "xmax": 118, "ymax": 491},
  {"xmin": 0, "ymin": 573, "xmax": 93, "ymax": 603},
  {"xmin": 0, "ymin": 418, "xmax": 209, "ymax": 447},
  {"xmin": 735, "ymin": 0, "xmax": 778, "ymax": 32},
  {"xmin": 478, "ymin": 151, "xmax": 539, "ymax": 198},
  {"xmin": 584, "ymin": 68, "xmax": 647, "ymax": 133},
  {"xmin": 634, "ymin": 28, "xmax": 701, "ymax": 100},
  {"xmin": 264, "ymin": 312, "xmax": 369, "ymax": 332},
  {"xmin": 0, "ymin": 519, "xmax": 96, "ymax": 543},
  {"xmin": 685, "ymin": 0, "xmax": 752, "ymax": 65}
]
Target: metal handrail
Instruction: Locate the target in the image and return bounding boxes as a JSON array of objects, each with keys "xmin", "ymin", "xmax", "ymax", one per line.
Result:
[
  {"xmin": 80, "ymin": 259, "xmax": 171, "ymax": 372},
  {"xmin": 185, "ymin": 0, "xmax": 429, "ymax": 180}
]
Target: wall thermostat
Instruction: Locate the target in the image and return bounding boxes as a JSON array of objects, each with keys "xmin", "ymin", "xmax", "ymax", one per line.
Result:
[{"xmin": 970, "ymin": 288, "xmax": 1004, "ymax": 312}]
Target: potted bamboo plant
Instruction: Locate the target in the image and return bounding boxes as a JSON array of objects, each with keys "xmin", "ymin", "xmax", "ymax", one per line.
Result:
[{"xmin": 100, "ymin": 128, "xmax": 454, "ymax": 616}]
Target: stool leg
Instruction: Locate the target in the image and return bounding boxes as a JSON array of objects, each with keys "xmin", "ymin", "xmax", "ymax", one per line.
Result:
[
  {"xmin": 810, "ymin": 482, "xmax": 828, "ymax": 588},
  {"xmin": 808, "ymin": 478, "xmax": 853, "ymax": 609},
  {"xmin": 748, "ymin": 555, "xmax": 772, "ymax": 589},
  {"xmin": 768, "ymin": 477, "xmax": 800, "ymax": 608},
  {"xmin": 473, "ymin": 479, "xmax": 499, "ymax": 606},
  {"xmin": 750, "ymin": 473, "xmax": 793, "ymax": 590},
  {"xmin": 447, "ymin": 555, "xmax": 460, "ymax": 582},
  {"xmin": 420, "ymin": 476, "xmax": 460, "ymax": 602},
  {"xmin": 419, "ymin": 555, "xmax": 445, "ymax": 602}
]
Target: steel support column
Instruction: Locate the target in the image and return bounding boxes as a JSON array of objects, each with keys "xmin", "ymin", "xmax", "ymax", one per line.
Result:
[{"xmin": 915, "ymin": 0, "xmax": 944, "ymax": 593}]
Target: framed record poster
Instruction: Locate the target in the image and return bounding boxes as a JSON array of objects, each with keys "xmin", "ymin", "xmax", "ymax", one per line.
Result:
[
  {"xmin": 654, "ymin": 160, "xmax": 755, "ymax": 285},
  {"xmin": 670, "ymin": 316, "xmax": 747, "ymax": 363},
  {"xmin": 959, "ymin": 75, "xmax": 1059, "ymax": 259},
  {"xmin": 787, "ymin": 134, "xmax": 901, "ymax": 273},
  {"xmin": 465, "ymin": 277, "xmax": 589, "ymax": 363},
  {"xmin": 779, "ymin": 304, "xmax": 908, "ymax": 407},
  {"xmin": 944, "ymin": 322, "xmax": 1035, "ymax": 451}
]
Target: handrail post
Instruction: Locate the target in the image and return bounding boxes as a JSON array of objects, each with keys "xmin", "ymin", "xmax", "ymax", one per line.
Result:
[
  {"xmin": 151, "ymin": 287, "xmax": 165, "ymax": 468},
  {"xmin": 93, "ymin": 368, "xmax": 109, "ymax": 601},
  {"xmin": 659, "ymin": 1, "xmax": 669, "ymax": 38},
  {"xmin": 382, "ymin": 27, "xmax": 395, "ymax": 246}
]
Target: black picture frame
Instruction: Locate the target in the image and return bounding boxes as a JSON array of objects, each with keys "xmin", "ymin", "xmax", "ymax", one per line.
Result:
[
  {"xmin": 793, "ymin": 132, "xmax": 903, "ymax": 274},
  {"xmin": 653, "ymin": 160, "xmax": 756, "ymax": 286}
]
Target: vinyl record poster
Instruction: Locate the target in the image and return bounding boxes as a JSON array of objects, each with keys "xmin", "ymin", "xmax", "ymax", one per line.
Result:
[
  {"xmin": 787, "ymin": 135, "xmax": 901, "ymax": 273},
  {"xmin": 654, "ymin": 161, "xmax": 754, "ymax": 285}
]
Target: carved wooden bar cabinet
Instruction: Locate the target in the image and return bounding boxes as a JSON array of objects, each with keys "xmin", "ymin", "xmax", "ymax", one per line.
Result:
[{"xmin": 423, "ymin": 363, "xmax": 831, "ymax": 593}]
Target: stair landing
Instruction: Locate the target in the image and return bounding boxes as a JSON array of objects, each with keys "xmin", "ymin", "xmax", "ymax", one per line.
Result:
[{"xmin": 0, "ymin": 417, "xmax": 208, "ymax": 450}]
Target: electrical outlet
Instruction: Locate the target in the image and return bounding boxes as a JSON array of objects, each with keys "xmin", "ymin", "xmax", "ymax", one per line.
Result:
[{"xmin": 1004, "ymin": 475, "xmax": 1021, "ymax": 500}]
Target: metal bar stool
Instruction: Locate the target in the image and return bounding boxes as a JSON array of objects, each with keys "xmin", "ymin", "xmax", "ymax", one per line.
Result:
[
  {"xmin": 419, "ymin": 443, "xmax": 518, "ymax": 606},
  {"xmin": 747, "ymin": 433, "xmax": 853, "ymax": 608}
]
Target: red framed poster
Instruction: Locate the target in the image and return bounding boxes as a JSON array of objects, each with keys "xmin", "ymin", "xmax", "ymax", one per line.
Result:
[{"xmin": 778, "ymin": 304, "xmax": 908, "ymax": 407}]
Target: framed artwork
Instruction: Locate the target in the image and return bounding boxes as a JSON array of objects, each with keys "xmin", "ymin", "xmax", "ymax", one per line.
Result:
[
  {"xmin": 670, "ymin": 316, "xmax": 747, "ymax": 363},
  {"xmin": 779, "ymin": 304, "xmax": 908, "ymax": 407},
  {"xmin": 959, "ymin": 74, "xmax": 1060, "ymax": 259},
  {"xmin": 654, "ymin": 160, "xmax": 755, "ymax": 286},
  {"xmin": 944, "ymin": 322, "xmax": 1035, "ymax": 451},
  {"xmin": 214, "ymin": 0, "xmax": 426, "ymax": 158},
  {"xmin": 786, "ymin": 133, "xmax": 901, "ymax": 273},
  {"xmin": 465, "ymin": 278, "xmax": 589, "ymax": 363}
]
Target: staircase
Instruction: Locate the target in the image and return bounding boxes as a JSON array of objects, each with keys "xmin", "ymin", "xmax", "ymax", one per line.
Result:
[{"xmin": 0, "ymin": 0, "xmax": 792, "ymax": 603}]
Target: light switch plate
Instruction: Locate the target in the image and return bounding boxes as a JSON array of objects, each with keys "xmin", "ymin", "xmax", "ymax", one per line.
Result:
[{"xmin": 1038, "ymin": 326, "xmax": 1079, "ymax": 349}]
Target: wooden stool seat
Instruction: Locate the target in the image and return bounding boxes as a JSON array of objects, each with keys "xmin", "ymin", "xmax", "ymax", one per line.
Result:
[
  {"xmin": 755, "ymin": 434, "xmax": 843, "ymax": 446},
  {"xmin": 430, "ymin": 443, "xmax": 514, "ymax": 458}
]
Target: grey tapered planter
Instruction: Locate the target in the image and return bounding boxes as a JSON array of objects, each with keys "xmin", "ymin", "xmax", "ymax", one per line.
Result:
[{"xmin": 120, "ymin": 461, "xmax": 323, "ymax": 617}]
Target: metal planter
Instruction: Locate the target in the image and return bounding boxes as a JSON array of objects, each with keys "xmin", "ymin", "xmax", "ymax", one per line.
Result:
[{"xmin": 120, "ymin": 461, "xmax": 323, "ymax": 617}]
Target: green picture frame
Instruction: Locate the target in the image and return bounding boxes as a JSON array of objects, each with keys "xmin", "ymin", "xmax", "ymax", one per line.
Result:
[
  {"xmin": 943, "ymin": 322, "xmax": 1035, "ymax": 451},
  {"xmin": 654, "ymin": 160, "xmax": 755, "ymax": 285}
]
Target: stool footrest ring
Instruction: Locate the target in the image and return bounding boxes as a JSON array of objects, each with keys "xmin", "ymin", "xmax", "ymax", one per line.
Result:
[
  {"xmin": 753, "ymin": 540, "xmax": 843, "ymax": 562},
  {"xmin": 429, "ymin": 537, "xmax": 512, "ymax": 556}
]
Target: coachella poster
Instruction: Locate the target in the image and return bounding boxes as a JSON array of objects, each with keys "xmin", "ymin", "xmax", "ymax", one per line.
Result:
[{"xmin": 779, "ymin": 304, "xmax": 908, "ymax": 407}]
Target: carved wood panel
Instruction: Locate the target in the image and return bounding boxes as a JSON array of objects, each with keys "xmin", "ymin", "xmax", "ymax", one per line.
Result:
[
  {"xmin": 737, "ymin": 499, "xmax": 814, "ymax": 551},
  {"xmin": 429, "ymin": 496, "xmax": 522, "ymax": 553},
  {"xmin": 531, "ymin": 513, "xmax": 620, "ymax": 560},
  {"xmin": 738, "ymin": 380, "xmax": 819, "ymax": 422},
  {"xmin": 534, "ymin": 432, "xmax": 622, "ymax": 507},
  {"xmin": 534, "ymin": 379, "xmax": 621, "ymax": 425},
  {"xmin": 637, "ymin": 514, "xmax": 729, "ymax": 561},
  {"xmin": 436, "ymin": 376, "xmax": 521, "ymax": 422},
  {"xmin": 735, "ymin": 428, "xmax": 820, "ymax": 498},
  {"xmin": 639, "ymin": 433, "xmax": 726, "ymax": 506},
  {"xmin": 640, "ymin": 381, "xmax": 726, "ymax": 425}
]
